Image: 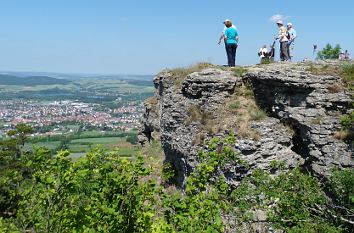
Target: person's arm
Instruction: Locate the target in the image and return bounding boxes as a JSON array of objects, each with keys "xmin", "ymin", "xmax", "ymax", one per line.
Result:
[
  {"xmin": 235, "ymin": 29, "xmax": 239, "ymax": 43},
  {"xmin": 292, "ymin": 29, "xmax": 297, "ymax": 40},
  {"xmin": 218, "ymin": 32, "xmax": 225, "ymax": 45}
]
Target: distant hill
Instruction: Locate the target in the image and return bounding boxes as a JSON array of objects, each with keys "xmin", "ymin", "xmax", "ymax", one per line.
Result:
[{"xmin": 0, "ymin": 74, "xmax": 71, "ymax": 86}]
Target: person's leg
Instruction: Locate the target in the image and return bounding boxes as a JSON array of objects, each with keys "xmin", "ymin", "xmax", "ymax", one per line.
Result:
[
  {"xmin": 285, "ymin": 42, "xmax": 291, "ymax": 61},
  {"xmin": 233, "ymin": 44, "xmax": 238, "ymax": 66},
  {"xmin": 226, "ymin": 44, "xmax": 233, "ymax": 67},
  {"xmin": 289, "ymin": 43, "xmax": 294, "ymax": 60},
  {"xmin": 281, "ymin": 42, "xmax": 290, "ymax": 61},
  {"xmin": 230, "ymin": 44, "xmax": 236, "ymax": 67},
  {"xmin": 287, "ymin": 43, "xmax": 291, "ymax": 61},
  {"xmin": 280, "ymin": 43, "xmax": 284, "ymax": 61}
]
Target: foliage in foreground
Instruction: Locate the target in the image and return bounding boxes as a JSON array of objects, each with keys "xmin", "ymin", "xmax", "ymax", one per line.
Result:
[{"xmin": 1, "ymin": 127, "xmax": 353, "ymax": 232}]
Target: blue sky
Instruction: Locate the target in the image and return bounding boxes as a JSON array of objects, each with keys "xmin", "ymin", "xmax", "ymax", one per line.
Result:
[{"xmin": 0, "ymin": 0, "xmax": 353, "ymax": 75}]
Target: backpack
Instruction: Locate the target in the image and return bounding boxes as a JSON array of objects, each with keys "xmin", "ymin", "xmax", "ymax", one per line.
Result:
[{"xmin": 286, "ymin": 31, "xmax": 291, "ymax": 40}]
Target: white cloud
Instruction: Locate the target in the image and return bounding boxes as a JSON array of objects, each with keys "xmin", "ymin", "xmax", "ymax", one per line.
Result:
[{"xmin": 269, "ymin": 14, "xmax": 290, "ymax": 22}]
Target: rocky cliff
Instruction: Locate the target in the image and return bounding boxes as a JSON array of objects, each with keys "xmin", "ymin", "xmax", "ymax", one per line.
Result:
[{"xmin": 139, "ymin": 61, "xmax": 353, "ymax": 187}]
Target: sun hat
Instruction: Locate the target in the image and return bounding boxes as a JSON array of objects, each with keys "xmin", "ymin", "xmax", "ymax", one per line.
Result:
[
  {"xmin": 223, "ymin": 19, "xmax": 231, "ymax": 23},
  {"xmin": 287, "ymin": 22, "xmax": 293, "ymax": 26},
  {"xmin": 276, "ymin": 20, "xmax": 283, "ymax": 25}
]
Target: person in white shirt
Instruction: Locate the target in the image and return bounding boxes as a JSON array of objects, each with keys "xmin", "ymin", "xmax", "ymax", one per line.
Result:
[
  {"xmin": 287, "ymin": 23, "xmax": 297, "ymax": 60},
  {"xmin": 258, "ymin": 45, "xmax": 269, "ymax": 62}
]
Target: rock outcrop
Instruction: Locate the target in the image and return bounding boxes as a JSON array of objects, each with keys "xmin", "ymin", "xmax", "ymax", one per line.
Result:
[{"xmin": 139, "ymin": 61, "xmax": 353, "ymax": 186}]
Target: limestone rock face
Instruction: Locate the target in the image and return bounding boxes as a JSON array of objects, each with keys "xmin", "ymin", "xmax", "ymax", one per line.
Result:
[
  {"xmin": 139, "ymin": 61, "xmax": 353, "ymax": 186},
  {"xmin": 245, "ymin": 62, "xmax": 353, "ymax": 176}
]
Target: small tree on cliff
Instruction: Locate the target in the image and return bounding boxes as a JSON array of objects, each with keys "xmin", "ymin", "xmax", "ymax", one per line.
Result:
[{"xmin": 317, "ymin": 43, "xmax": 341, "ymax": 59}]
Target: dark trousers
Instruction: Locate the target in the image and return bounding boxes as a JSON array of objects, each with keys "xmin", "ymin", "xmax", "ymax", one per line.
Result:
[
  {"xmin": 280, "ymin": 41, "xmax": 290, "ymax": 61},
  {"xmin": 225, "ymin": 43, "xmax": 237, "ymax": 67}
]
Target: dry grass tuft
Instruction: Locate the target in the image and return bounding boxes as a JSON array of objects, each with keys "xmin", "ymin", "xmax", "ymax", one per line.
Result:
[
  {"xmin": 191, "ymin": 133, "xmax": 206, "ymax": 146},
  {"xmin": 215, "ymin": 84, "xmax": 266, "ymax": 140},
  {"xmin": 186, "ymin": 105, "xmax": 223, "ymax": 144},
  {"xmin": 306, "ymin": 62, "xmax": 354, "ymax": 91},
  {"xmin": 327, "ymin": 83, "xmax": 344, "ymax": 93},
  {"xmin": 145, "ymin": 96, "xmax": 158, "ymax": 105},
  {"xmin": 334, "ymin": 130, "xmax": 354, "ymax": 141},
  {"xmin": 230, "ymin": 67, "xmax": 248, "ymax": 77},
  {"xmin": 169, "ymin": 62, "xmax": 218, "ymax": 88},
  {"xmin": 305, "ymin": 64, "xmax": 340, "ymax": 76}
]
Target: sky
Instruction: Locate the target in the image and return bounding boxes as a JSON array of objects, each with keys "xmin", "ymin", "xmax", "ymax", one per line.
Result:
[{"xmin": 0, "ymin": 0, "xmax": 353, "ymax": 75}]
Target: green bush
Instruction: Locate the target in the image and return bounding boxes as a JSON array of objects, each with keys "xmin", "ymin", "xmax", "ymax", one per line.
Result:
[
  {"xmin": 329, "ymin": 168, "xmax": 354, "ymax": 209},
  {"xmin": 340, "ymin": 112, "xmax": 354, "ymax": 129},
  {"xmin": 317, "ymin": 44, "xmax": 341, "ymax": 60},
  {"xmin": 2, "ymin": 124, "xmax": 353, "ymax": 232}
]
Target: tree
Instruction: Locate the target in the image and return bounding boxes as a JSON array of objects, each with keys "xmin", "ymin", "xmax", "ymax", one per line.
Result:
[
  {"xmin": 126, "ymin": 134, "xmax": 139, "ymax": 145},
  {"xmin": 317, "ymin": 43, "xmax": 341, "ymax": 60},
  {"xmin": 0, "ymin": 124, "xmax": 34, "ymax": 217}
]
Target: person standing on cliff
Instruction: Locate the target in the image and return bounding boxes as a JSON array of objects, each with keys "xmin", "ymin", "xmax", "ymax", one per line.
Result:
[
  {"xmin": 218, "ymin": 19, "xmax": 239, "ymax": 66},
  {"xmin": 276, "ymin": 20, "xmax": 290, "ymax": 61},
  {"xmin": 218, "ymin": 19, "xmax": 237, "ymax": 45},
  {"xmin": 287, "ymin": 22, "xmax": 297, "ymax": 60},
  {"xmin": 224, "ymin": 20, "xmax": 239, "ymax": 67}
]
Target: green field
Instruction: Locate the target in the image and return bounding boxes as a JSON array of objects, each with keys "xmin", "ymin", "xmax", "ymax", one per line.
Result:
[
  {"xmin": 25, "ymin": 136, "xmax": 140, "ymax": 158},
  {"xmin": 24, "ymin": 141, "xmax": 61, "ymax": 150},
  {"xmin": 0, "ymin": 77, "xmax": 154, "ymax": 100},
  {"xmin": 71, "ymin": 136, "xmax": 126, "ymax": 144}
]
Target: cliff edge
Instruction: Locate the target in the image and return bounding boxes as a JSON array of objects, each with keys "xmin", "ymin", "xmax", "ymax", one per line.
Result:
[{"xmin": 139, "ymin": 61, "xmax": 353, "ymax": 186}]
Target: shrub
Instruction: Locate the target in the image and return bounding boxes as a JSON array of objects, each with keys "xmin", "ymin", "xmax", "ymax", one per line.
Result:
[
  {"xmin": 340, "ymin": 111, "xmax": 354, "ymax": 129},
  {"xmin": 328, "ymin": 168, "xmax": 354, "ymax": 209},
  {"xmin": 260, "ymin": 59, "xmax": 274, "ymax": 65},
  {"xmin": 317, "ymin": 44, "xmax": 341, "ymax": 60}
]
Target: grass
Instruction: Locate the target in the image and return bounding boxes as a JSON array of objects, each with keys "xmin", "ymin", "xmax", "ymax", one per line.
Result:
[
  {"xmin": 70, "ymin": 137, "xmax": 125, "ymax": 145},
  {"xmin": 230, "ymin": 67, "xmax": 248, "ymax": 77},
  {"xmin": 141, "ymin": 140, "xmax": 165, "ymax": 184},
  {"xmin": 327, "ymin": 83, "xmax": 344, "ymax": 93},
  {"xmin": 185, "ymin": 105, "xmax": 219, "ymax": 136},
  {"xmin": 185, "ymin": 105, "xmax": 202, "ymax": 125},
  {"xmin": 249, "ymin": 109, "xmax": 267, "ymax": 121},
  {"xmin": 334, "ymin": 130, "xmax": 354, "ymax": 142},
  {"xmin": 145, "ymin": 96, "xmax": 158, "ymax": 105},
  {"xmin": 218, "ymin": 84, "xmax": 266, "ymax": 140},
  {"xmin": 305, "ymin": 64, "xmax": 339, "ymax": 76},
  {"xmin": 228, "ymin": 100, "xmax": 241, "ymax": 111},
  {"xmin": 340, "ymin": 63, "xmax": 354, "ymax": 90},
  {"xmin": 169, "ymin": 62, "xmax": 218, "ymax": 88},
  {"xmin": 187, "ymin": 83, "xmax": 266, "ymax": 142},
  {"xmin": 24, "ymin": 141, "xmax": 61, "ymax": 150},
  {"xmin": 259, "ymin": 59, "xmax": 274, "ymax": 65},
  {"xmin": 305, "ymin": 62, "xmax": 354, "ymax": 92}
]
